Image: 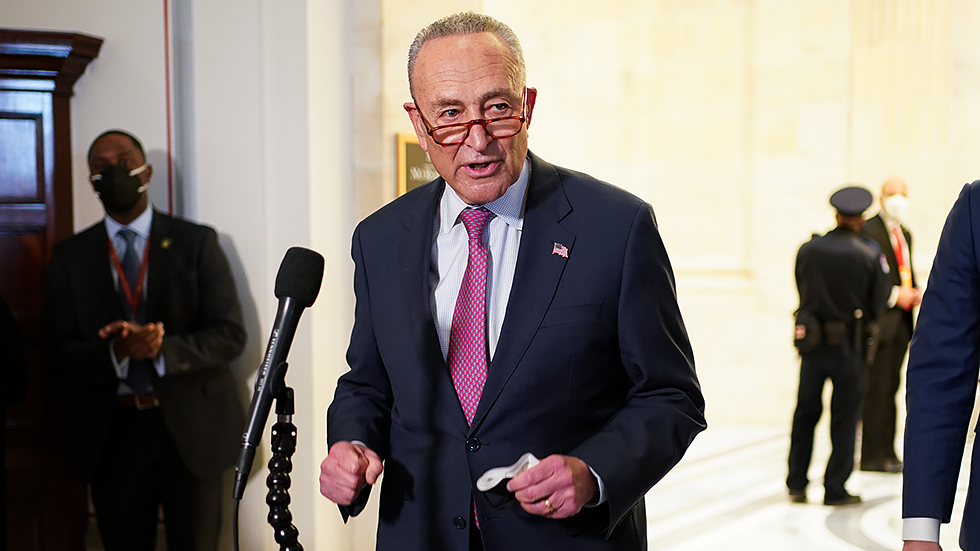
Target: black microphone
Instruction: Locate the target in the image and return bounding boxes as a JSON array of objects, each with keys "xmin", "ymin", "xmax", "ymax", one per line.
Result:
[{"xmin": 233, "ymin": 246, "xmax": 324, "ymax": 500}]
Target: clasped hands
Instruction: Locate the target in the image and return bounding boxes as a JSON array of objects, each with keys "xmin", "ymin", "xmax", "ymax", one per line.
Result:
[
  {"xmin": 99, "ymin": 320, "xmax": 165, "ymax": 361},
  {"xmin": 319, "ymin": 441, "xmax": 598, "ymax": 519}
]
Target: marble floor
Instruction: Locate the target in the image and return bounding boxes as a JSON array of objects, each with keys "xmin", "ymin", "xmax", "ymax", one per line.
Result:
[{"xmin": 645, "ymin": 424, "xmax": 971, "ymax": 551}]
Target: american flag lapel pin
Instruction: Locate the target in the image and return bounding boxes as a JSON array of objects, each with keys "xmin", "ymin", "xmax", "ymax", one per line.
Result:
[{"xmin": 552, "ymin": 242, "xmax": 568, "ymax": 258}]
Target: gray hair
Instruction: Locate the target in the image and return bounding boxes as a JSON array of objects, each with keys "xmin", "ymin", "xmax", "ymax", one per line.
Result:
[{"xmin": 407, "ymin": 12, "xmax": 526, "ymax": 98}]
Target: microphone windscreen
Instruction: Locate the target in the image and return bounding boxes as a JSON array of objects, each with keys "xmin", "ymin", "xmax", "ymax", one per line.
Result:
[{"xmin": 274, "ymin": 247, "xmax": 325, "ymax": 306}]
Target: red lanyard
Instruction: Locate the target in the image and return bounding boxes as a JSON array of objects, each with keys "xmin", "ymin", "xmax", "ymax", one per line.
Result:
[{"xmin": 107, "ymin": 235, "xmax": 151, "ymax": 320}]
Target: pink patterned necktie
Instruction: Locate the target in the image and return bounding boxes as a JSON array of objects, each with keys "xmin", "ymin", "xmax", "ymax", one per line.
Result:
[{"xmin": 448, "ymin": 208, "xmax": 494, "ymax": 425}]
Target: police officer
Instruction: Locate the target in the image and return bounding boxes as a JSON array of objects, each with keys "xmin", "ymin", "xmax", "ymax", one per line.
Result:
[{"xmin": 786, "ymin": 186, "xmax": 890, "ymax": 506}]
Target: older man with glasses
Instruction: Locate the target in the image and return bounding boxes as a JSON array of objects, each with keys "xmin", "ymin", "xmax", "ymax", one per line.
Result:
[{"xmin": 319, "ymin": 12, "xmax": 706, "ymax": 551}]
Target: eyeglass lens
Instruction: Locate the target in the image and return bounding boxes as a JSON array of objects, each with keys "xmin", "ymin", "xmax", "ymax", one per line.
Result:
[{"xmin": 432, "ymin": 118, "xmax": 523, "ymax": 145}]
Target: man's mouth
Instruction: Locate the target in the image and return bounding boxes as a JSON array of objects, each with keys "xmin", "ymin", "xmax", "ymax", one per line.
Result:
[{"xmin": 464, "ymin": 160, "xmax": 501, "ymax": 177}]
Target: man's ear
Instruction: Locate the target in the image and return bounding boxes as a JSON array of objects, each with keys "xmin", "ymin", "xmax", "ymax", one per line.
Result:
[
  {"xmin": 404, "ymin": 102, "xmax": 430, "ymax": 153},
  {"xmin": 524, "ymin": 87, "xmax": 538, "ymax": 128},
  {"xmin": 142, "ymin": 164, "xmax": 153, "ymax": 184}
]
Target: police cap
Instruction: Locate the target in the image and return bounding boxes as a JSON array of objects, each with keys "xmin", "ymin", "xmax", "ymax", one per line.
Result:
[{"xmin": 829, "ymin": 186, "xmax": 873, "ymax": 216}]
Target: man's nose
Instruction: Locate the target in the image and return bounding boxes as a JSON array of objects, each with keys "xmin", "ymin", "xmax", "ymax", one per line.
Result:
[{"xmin": 463, "ymin": 121, "xmax": 492, "ymax": 150}]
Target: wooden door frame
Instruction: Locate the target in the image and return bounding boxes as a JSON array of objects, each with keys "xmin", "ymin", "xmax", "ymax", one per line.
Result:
[{"xmin": 1, "ymin": 28, "xmax": 103, "ymax": 551}]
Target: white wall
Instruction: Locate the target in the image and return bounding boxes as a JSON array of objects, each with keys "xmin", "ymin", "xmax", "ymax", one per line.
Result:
[{"xmin": 168, "ymin": 0, "xmax": 358, "ymax": 548}]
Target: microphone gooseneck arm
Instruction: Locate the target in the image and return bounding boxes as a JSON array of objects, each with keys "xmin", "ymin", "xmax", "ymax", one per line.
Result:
[{"xmin": 266, "ymin": 384, "xmax": 303, "ymax": 550}]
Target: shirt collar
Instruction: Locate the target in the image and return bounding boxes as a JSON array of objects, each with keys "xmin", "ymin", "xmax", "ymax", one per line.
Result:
[
  {"xmin": 105, "ymin": 206, "xmax": 154, "ymax": 240},
  {"xmin": 438, "ymin": 158, "xmax": 530, "ymax": 235},
  {"xmin": 878, "ymin": 208, "xmax": 900, "ymax": 231}
]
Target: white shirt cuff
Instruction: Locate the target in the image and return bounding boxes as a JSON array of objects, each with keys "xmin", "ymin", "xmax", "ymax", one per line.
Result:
[
  {"xmin": 903, "ymin": 517, "xmax": 940, "ymax": 542},
  {"xmin": 109, "ymin": 339, "xmax": 129, "ymax": 379},
  {"xmin": 587, "ymin": 466, "xmax": 607, "ymax": 506},
  {"xmin": 887, "ymin": 285, "xmax": 900, "ymax": 309},
  {"xmin": 110, "ymin": 339, "xmax": 166, "ymax": 383},
  {"xmin": 153, "ymin": 354, "xmax": 166, "ymax": 377}
]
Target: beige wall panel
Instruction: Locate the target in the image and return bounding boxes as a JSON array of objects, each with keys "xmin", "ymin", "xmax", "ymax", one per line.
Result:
[
  {"xmin": 849, "ymin": 0, "xmax": 954, "ymax": 267},
  {"xmin": 949, "ymin": 0, "xmax": 980, "ymax": 197}
]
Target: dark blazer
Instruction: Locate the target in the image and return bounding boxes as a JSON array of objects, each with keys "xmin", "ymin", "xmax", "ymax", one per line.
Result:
[
  {"xmin": 328, "ymin": 152, "xmax": 706, "ymax": 551},
  {"xmin": 863, "ymin": 213, "xmax": 916, "ymax": 335},
  {"xmin": 44, "ymin": 210, "xmax": 247, "ymax": 481},
  {"xmin": 795, "ymin": 227, "xmax": 889, "ymax": 326},
  {"xmin": 903, "ymin": 181, "xmax": 980, "ymax": 550}
]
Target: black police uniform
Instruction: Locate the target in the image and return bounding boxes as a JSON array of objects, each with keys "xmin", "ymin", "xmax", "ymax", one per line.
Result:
[{"xmin": 786, "ymin": 187, "xmax": 889, "ymax": 504}]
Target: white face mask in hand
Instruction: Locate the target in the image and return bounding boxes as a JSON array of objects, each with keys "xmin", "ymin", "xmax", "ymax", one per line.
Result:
[
  {"xmin": 476, "ymin": 453, "xmax": 539, "ymax": 491},
  {"xmin": 882, "ymin": 194, "xmax": 910, "ymax": 225}
]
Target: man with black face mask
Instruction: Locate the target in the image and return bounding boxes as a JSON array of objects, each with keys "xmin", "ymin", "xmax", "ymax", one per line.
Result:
[{"xmin": 43, "ymin": 129, "xmax": 247, "ymax": 551}]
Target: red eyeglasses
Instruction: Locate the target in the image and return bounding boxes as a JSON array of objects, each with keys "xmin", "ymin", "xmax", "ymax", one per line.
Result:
[{"xmin": 415, "ymin": 89, "xmax": 528, "ymax": 146}]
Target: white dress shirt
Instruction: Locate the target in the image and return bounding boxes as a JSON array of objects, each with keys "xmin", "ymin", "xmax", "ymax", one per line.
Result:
[
  {"xmin": 430, "ymin": 161, "xmax": 529, "ymax": 361},
  {"xmin": 104, "ymin": 207, "xmax": 167, "ymax": 390}
]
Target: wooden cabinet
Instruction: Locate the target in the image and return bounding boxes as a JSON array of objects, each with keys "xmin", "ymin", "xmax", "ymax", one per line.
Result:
[{"xmin": 0, "ymin": 28, "xmax": 102, "ymax": 551}]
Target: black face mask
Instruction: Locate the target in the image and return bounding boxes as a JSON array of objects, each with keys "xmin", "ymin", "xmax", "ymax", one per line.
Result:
[{"xmin": 90, "ymin": 164, "xmax": 148, "ymax": 212}]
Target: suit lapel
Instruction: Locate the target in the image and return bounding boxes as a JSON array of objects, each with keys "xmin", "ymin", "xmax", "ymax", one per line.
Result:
[
  {"xmin": 395, "ymin": 183, "xmax": 463, "ymax": 423},
  {"xmin": 145, "ymin": 211, "xmax": 172, "ymax": 317},
  {"xmin": 866, "ymin": 215, "xmax": 899, "ymax": 277},
  {"xmin": 470, "ymin": 153, "xmax": 575, "ymax": 431}
]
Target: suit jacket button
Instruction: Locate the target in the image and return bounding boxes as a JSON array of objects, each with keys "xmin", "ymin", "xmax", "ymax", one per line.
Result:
[
  {"xmin": 453, "ymin": 516, "xmax": 467, "ymax": 530},
  {"xmin": 466, "ymin": 437, "xmax": 481, "ymax": 452}
]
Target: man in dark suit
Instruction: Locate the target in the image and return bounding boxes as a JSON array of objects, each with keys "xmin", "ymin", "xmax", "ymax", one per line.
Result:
[
  {"xmin": 44, "ymin": 130, "xmax": 247, "ymax": 551},
  {"xmin": 318, "ymin": 12, "xmax": 706, "ymax": 551},
  {"xmin": 786, "ymin": 186, "xmax": 889, "ymax": 506},
  {"xmin": 902, "ymin": 181, "xmax": 980, "ymax": 551},
  {"xmin": 860, "ymin": 176, "xmax": 921, "ymax": 473}
]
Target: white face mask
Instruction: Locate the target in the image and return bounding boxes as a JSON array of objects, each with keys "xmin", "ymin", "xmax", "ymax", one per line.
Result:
[{"xmin": 882, "ymin": 194, "xmax": 910, "ymax": 224}]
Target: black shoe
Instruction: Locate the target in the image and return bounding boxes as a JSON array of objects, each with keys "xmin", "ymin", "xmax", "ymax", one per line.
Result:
[
  {"xmin": 824, "ymin": 493, "xmax": 861, "ymax": 506},
  {"xmin": 788, "ymin": 488, "xmax": 807, "ymax": 503},
  {"xmin": 860, "ymin": 458, "xmax": 903, "ymax": 473}
]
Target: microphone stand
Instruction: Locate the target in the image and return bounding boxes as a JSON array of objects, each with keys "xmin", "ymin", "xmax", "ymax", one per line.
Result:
[{"xmin": 266, "ymin": 362, "xmax": 303, "ymax": 551}]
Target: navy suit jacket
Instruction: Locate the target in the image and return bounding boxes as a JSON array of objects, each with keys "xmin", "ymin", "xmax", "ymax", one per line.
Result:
[
  {"xmin": 44, "ymin": 211, "xmax": 247, "ymax": 481},
  {"xmin": 903, "ymin": 181, "xmax": 980, "ymax": 549},
  {"xmin": 327, "ymin": 152, "xmax": 706, "ymax": 551}
]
